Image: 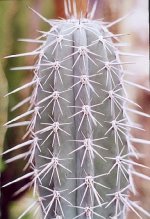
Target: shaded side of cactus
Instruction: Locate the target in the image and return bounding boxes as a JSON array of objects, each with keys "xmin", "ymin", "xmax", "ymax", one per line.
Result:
[{"xmin": 2, "ymin": 1, "xmax": 150, "ymax": 219}]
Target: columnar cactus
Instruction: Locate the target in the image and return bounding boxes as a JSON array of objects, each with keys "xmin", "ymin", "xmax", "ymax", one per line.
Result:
[{"xmin": 3, "ymin": 1, "xmax": 150, "ymax": 219}]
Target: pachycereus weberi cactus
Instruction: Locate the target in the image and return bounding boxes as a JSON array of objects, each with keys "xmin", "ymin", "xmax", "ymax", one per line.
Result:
[{"xmin": 3, "ymin": 1, "xmax": 150, "ymax": 219}]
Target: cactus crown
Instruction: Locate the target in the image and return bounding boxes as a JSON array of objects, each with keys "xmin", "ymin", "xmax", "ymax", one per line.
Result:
[{"xmin": 3, "ymin": 1, "xmax": 150, "ymax": 219}]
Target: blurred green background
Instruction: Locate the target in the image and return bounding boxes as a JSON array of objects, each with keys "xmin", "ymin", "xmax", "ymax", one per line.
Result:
[
  {"xmin": 0, "ymin": 0, "xmax": 149, "ymax": 219},
  {"xmin": 0, "ymin": 1, "xmax": 55, "ymax": 218}
]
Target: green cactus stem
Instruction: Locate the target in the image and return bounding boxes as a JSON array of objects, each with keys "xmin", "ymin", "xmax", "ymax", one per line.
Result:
[{"xmin": 2, "ymin": 1, "xmax": 150, "ymax": 219}]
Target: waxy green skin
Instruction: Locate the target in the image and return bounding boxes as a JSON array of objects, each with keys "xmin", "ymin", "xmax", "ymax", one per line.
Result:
[
  {"xmin": 35, "ymin": 19, "xmax": 127, "ymax": 219},
  {"xmin": 3, "ymin": 4, "xmax": 150, "ymax": 219}
]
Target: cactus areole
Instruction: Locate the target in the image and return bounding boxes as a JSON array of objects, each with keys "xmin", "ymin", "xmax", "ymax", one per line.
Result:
[{"xmin": 3, "ymin": 1, "xmax": 150, "ymax": 219}]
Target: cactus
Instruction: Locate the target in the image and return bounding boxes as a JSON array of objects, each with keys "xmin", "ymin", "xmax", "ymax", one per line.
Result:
[{"xmin": 2, "ymin": 1, "xmax": 150, "ymax": 219}]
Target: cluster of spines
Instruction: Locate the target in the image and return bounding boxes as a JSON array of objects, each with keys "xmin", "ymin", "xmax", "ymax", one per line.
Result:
[{"xmin": 2, "ymin": 1, "xmax": 150, "ymax": 219}]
